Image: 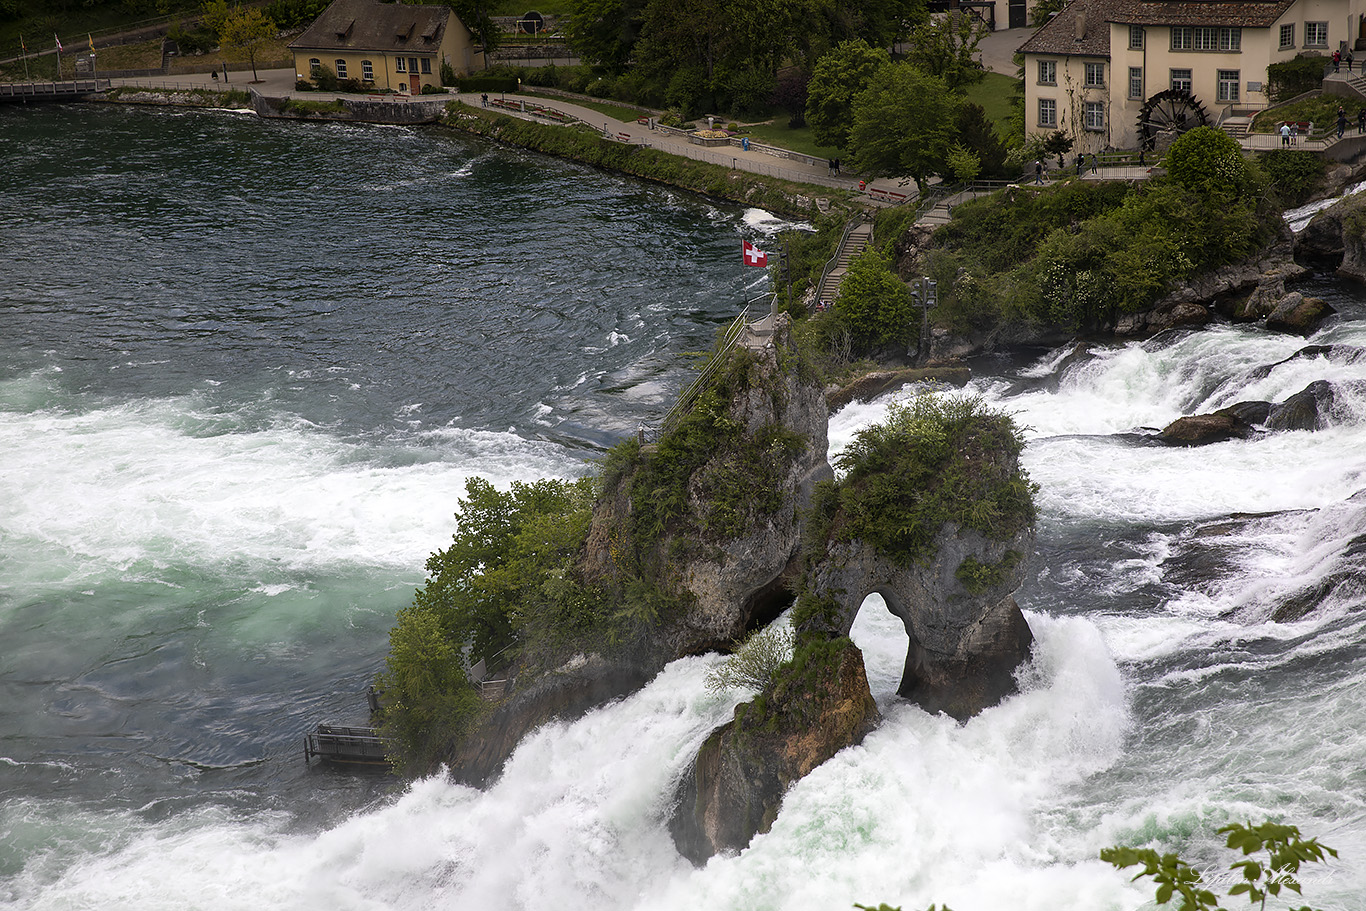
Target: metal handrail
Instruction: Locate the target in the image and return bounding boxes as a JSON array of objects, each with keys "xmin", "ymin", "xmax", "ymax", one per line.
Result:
[
  {"xmin": 657, "ymin": 305, "xmax": 751, "ymax": 435},
  {"xmin": 812, "ymin": 215, "xmax": 867, "ymax": 311}
]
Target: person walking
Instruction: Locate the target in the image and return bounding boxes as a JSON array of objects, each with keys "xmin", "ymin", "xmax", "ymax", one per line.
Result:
[
  {"xmin": 1333, "ymin": 48, "xmax": 1342, "ymax": 72},
  {"xmin": 1291, "ymin": 122, "xmax": 1299, "ymax": 144},
  {"xmin": 1338, "ymin": 106, "xmax": 1348, "ymax": 139},
  {"xmin": 1281, "ymin": 123, "xmax": 1291, "ymax": 147},
  {"xmin": 1090, "ymin": 153, "xmax": 1098, "ymax": 173},
  {"xmin": 1076, "ymin": 153, "xmax": 1085, "ymax": 176},
  {"xmin": 1358, "ymin": 108, "xmax": 1365, "ymax": 134},
  {"xmin": 1035, "ymin": 159, "xmax": 1044, "ymax": 184},
  {"xmin": 1348, "ymin": 50, "xmax": 1356, "ymax": 73}
]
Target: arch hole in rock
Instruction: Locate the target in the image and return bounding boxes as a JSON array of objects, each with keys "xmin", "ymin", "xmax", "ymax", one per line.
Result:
[{"xmin": 848, "ymin": 593, "xmax": 911, "ymax": 706}]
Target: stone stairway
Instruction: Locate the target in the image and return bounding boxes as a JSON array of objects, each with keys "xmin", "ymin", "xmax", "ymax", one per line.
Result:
[
  {"xmin": 815, "ymin": 221, "xmax": 873, "ymax": 309},
  {"xmin": 1220, "ymin": 115, "xmax": 1253, "ymax": 139}
]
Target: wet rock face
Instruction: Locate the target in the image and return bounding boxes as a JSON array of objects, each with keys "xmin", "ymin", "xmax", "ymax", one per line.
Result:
[
  {"xmin": 1158, "ymin": 412, "xmax": 1257, "ymax": 446},
  {"xmin": 1267, "ymin": 379, "xmax": 1336, "ymax": 430},
  {"xmin": 802, "ymin": 525, "xmax": 1035, "ymax": 721},
  {"xmin": 668, "ymin": 640, "xmax": 880, "ymax": 864}
]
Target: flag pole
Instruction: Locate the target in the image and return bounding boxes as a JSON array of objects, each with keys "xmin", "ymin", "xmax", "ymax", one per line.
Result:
[{"xmin": 20, "ymin": 35, "xmax": 30, "ymax": 83}]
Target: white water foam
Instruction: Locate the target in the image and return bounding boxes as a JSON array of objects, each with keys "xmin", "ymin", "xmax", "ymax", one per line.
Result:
[
  {"xmin": 3, "ymin": 616, "xmax": 1148, "ymax": 911},
  {"xmin": 0, "ymin": 385, "xmax": 584, "ymax": 588}
]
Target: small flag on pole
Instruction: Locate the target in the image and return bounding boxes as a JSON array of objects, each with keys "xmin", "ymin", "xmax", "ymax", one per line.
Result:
[
  {"xmin": 89, "ymin": 33, "xmax": 94, "ymax": 52},
  {"xmin": 54, "ymin": 33, "xmax": 63, "ymax": 52},
  {"xmin": 20, "ymin": 34, "xmax": 26, "ymax": 53},
  {"xmin": 742, "ymin": 240, "xmax": 768, "ymax": 267}
]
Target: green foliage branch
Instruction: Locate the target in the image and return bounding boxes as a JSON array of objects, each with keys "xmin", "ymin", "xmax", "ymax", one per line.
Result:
[{"xmin": 1102, "ymin": 821, "xmax": 1337, "ymax": 911}]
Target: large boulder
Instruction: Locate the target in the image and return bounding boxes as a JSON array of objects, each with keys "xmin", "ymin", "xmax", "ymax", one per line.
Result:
[
  {"xmin": 1157, "ymin": 411, "xmax": 1258, "ymax": 446},
  {"xmin": 1267, "ymin": 379, "xmax": 1336, "ymax": 430},
  {"xmin": 1264, "ymin": 292, "xmax": 1335, "ymax": 334},
  {"xmin": 669, "ymin": 639, "xmax": 880, "ymax": 863}
]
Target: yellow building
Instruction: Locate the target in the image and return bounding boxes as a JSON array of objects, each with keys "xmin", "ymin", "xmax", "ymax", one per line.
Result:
[
  {"xmin": 289, "ymin": 0, "xmax": 484, "ymax": 94},
  {"xmin": 1020, "ymin": 0, "xmax": 1366, "ymax": 151}
]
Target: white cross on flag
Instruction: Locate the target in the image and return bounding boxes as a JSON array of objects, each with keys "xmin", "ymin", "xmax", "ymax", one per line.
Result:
[{"xmin": 742, "ymin": 240, "xmax": 768, "ymax": 267}]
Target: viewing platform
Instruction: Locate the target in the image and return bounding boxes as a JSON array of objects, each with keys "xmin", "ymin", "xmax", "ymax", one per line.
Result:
[{"xmin": 0, "ymin": 79, "xmax": 110, "ymax": 103}]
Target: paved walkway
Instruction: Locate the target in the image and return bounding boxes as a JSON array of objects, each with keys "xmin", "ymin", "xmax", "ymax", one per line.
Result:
[{"xmin": 108, "ymin": 66, "xmax": 920, "ymax": 204}]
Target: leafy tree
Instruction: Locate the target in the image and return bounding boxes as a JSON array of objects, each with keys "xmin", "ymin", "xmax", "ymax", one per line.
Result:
[
  {"xmin": 412, "ymin": 476, "xmax": 598, "ymax": 666},
  {"xmin": 1102, "ymin": 820, "xmax": 1337, "ymax": 911},
  {"xmin": 564, "ymin": 0, "xmax": 648, "ymax": 73},
  {"xmin": 847, "ymin": 62, "xmax": 959, "ymax": 190},
  {"xmin": 904, "ymin": 11, "xmax": 988, "ymax": 92},
  {"xmin": 220, "ymin": 5, "xmax": 276, "ymax": 83},
  {"xmin": 805, "ymin": 39, "xmax": 889, "ymax": 149},
  {"xmin": 1256, "ymin": 149, "xmax": 1325, "ymax": 205},
  {"xmin": 771, "ymin": 65, "xmax": 810, "ymax": 127},
  {"xmin": 832, "ymin": 247, "xmax": 915, "ymax": 350},
  {"xmin": 946, "ymin": 142, "xmax": 980, "ymax": 181},
  {"xmin": 1030, "ymin": 0, "xmax": 1065, "ymax": 26},
  {"xmin": 198, "ymin": 0, "xmax": 229, "ymax": 38}
]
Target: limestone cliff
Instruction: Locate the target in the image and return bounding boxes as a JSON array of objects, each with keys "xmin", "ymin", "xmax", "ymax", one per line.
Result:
[
  {"xmin": 668, "ymin": 395, "xmax": 1037, "ymax": 862},
  {"xmin": 669, "ymin": 638, "xmax": 880, "ymax": 864}
]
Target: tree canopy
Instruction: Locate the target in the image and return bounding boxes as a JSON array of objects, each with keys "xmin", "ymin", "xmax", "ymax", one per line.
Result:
[
  {"xmin": 847, "ymin": 62, "xmax": 959, "ymax": 188},
  {"xmin": 805, "ymin": 39, "xmax": 889, "ymax": 149}
]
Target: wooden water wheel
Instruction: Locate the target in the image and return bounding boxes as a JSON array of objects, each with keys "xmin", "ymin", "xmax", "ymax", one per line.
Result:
[{"xmin": 1137, "ymin": 89, "xmax": 1209, "ymax": 149}]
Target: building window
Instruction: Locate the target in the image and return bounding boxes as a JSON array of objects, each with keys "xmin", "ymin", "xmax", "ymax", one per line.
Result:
[
  {"xmin": 420, "ymin": 58, "xmax": 432, "ymax": 74},
  {"xmin": 1306, "ymin": 22, "xmax": 1328, "ymax": 47},
  {"xmin": 335, "ymin": 59, "xmax": 347, "ymax": 79},
  {"xmin": 1221, "ymin": 28, "xmax": 1241, "ymax": 50},
  {"xmin": 1129, "ymin": 66, "xmax": 1144, "ymax": 99},
  {"xmin": 1171, "ymin": 26, "xmax": 1192, "ymax": 50},
  {"xmin": 1085, "ymin": 62, "xmax": 1105, "ymax": 86},
  {"xmin": 1130, "ymin": 25, "xmax": 1144, "ymax": 49},
  {"xmin": 1280, "ymin": 24, "xmax": 1295, "ymax": 49},
  {"xmin": 1170, "ymin": 68, "xmax": 1192, "ymax": 93},
  {"xmin": 1039, "ymin": 98, "xmax": 1056, "ymax": 128},
  {"xmin": 1038, "ymin": 59, "xmax": 1056, "ymax": 84},
  {"xmin": 1217, "ymin": 69, "xmax": 1240, "ymax": 102},
  {"xmin": 1084, "ymin": 101, "xmax": 1104, "ymax": 131},
  {"xmin": 395, "ymin": 56, "xmax": 406, "ymax": 72},
  {"xmin": 309, "ymin": 57, "xmax": 321, "ymax": 75},
  {"xmin": 1192, "ymin": 26, "xmax": 1217, "ymax": 50},
  {"xmin": 407, "ymin": 57, "xmax": 418, "ymax": 73},
  {"xmin": 361, "ymin": 59, "xmax": 374, "ymax": 81}
]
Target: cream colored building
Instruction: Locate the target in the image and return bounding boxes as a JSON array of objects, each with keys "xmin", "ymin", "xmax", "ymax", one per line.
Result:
[
  {"xmin": 1020, "ymin": 0, "xmax": 1366, "ymax": 152},
  {"xmin": 289, "ymin": 0, "xmax": 484, "ymax": 94}
]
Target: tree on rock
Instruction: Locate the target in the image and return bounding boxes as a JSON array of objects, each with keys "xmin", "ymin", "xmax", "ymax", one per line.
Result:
[
  {"xmin": 848, "ymin": 62, "xmax": 958, "ymax": 190},
  {"xmin": 221, "ymin": 6, "xmax": 276, "ymax": 84}
]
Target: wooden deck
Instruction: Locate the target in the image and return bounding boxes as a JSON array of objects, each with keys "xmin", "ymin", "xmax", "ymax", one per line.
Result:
[{"xmin": 0, "ymin": 79, "xmax": 110, "ymax": 103}]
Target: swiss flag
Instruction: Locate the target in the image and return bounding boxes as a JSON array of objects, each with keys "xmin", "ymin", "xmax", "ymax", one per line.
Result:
[{"xmin": 742, "ymin": 240, "xmax": 768, "ymax": 267}]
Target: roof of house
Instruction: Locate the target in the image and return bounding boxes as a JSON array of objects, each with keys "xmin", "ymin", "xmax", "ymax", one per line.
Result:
[
  {"xmin": 1102, "ymin": 0, "xmax": 1299, "ymax": 27},
  {"xmin": 288, "ymin": 0, "xmax": 463, "ymax": 54},
  {"xmin": 1017, "ymin": 0, "xmax": 1111, "ymax": 57},
  {"xmin": 1019, "ymin": 0, "xmax": 1303, "ymax": 57}
]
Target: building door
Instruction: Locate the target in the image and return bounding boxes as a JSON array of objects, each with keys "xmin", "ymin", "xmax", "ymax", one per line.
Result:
[
  {"xmin": 410, "ymin": 74, "xmax": 420, "ymax": 93},
  {"xmin": 1009, "ymin": 0, "xmax": 1026, "ymax": 28}
]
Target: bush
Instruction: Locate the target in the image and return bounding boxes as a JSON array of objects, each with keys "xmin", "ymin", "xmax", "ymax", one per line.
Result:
[
  {"xmin": 1163, "ymin": 126, "xmax": 1251, "ymax": 198},
  {"xmin": 1267, "ymin": 54, "xmax": 1327, "ymax": 103},
  {"xmin": 834, "ymin": 394, "xmax": 1035, "ymax": 566},
  {"xmin": 832, "ymin": 248, "xmax": 915, "ymax": 352},
  {"xmin": 1256, "ymin": 149, "xmax": 1326, "ymax": 205},
  {"xmin": 312, "ymin": 63, "xmax": 339, "ymax": 91},
  {"xmin": 705, "ymin": 624, "xmax": 795, "ymax": 693}
]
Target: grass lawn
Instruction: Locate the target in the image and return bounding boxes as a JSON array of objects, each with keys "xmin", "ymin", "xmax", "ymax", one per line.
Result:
[
  {"xmin": 1251, "ymin": 93, "xmax": 1366, "ymax": 132},
  {"xmin": 531, "ymin": 95, "xmax": 653, "ymax": 123},
  {"xmin": 963, "ymin": 71, "xmax": 1021, "ymax": 137},
  {"xmin": 739, "ymin": 120, "xmax": 844, "ymax": 160}
]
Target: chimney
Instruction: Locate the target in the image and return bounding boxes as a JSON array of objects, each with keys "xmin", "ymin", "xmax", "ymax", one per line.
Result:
[{"xmin": 1075, "ymin": 3, "xmax": 1088, "ymax": 41}]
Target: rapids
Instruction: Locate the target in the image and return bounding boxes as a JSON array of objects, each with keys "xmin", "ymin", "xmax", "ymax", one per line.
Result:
[{"xmin": 3, "ymin": 105, "xmax": 1366, "ymax": 910}]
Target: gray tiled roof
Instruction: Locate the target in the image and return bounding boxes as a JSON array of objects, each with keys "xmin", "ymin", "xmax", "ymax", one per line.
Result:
[
  {"xmin": 1103, "ymin": 0, "xmax": 1298, "ymax": 27},
  {"xmin": 1017, "ymin": 0, "xmax": 1112, "ymax": 57},
  {"xmin": 288, "ymin": 0, "xmax": 457, "ymax": 54}
]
